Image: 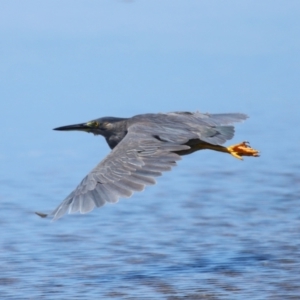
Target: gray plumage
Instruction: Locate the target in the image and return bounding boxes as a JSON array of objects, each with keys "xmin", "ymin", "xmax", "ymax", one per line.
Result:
[{"xmin": 37, "ymin": 111, "xmax": 256, "ymax": 221}]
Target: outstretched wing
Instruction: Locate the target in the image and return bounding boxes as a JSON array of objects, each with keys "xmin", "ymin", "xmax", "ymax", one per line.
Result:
[
  {"xmin": 46, "ymin": 123, "xmax": 190, "ymax": 220},
  {"xmin": 39, "ymin": 112, "xmax": 247, "ymax": 220}
]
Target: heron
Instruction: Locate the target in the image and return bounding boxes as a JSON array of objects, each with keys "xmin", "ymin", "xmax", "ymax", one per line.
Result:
[{"xmin": 36, "ymin": 111, "xmax": 259, "ymax": 220}]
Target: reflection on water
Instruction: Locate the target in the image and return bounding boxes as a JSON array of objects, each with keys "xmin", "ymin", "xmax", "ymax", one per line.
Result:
[{"xmin": 0, "ymin": 154, "xmax": 299, "ymax": 299}]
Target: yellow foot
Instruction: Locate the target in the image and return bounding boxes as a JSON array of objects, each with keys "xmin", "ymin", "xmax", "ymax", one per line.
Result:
[{"xmin": 227, "ymin": 141, "xmax": 260, "ymax": 160}]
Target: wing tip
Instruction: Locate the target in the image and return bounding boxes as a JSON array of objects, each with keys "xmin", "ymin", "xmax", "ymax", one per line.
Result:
[
  {"xmin": 238, "ymin": 113, "xmax": 249, "ymax": 121},
  {"xmin": 35, "ymin": 211, "xmax": 48, "ymax": 218}
]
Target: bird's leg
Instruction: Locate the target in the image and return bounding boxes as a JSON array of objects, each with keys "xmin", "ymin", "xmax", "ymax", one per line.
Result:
[
  {"xmin": 177, "ymin": 140, "xmax": 259, "ymax": 159},
  {"xmin": 225, "ymin": 141, "xmax": 259, "ymax": 160},
  {"xmin": 188, "ymin": 141, "xmax": 259, "ymax": 160}
]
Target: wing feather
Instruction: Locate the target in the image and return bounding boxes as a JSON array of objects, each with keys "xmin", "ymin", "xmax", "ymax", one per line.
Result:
[
  {"xmin": 48, "ymin": 124, "xmax": 189, "ymax": 220},
  {"xmin": 44, "ymin": 111, "xmax": 247, "ymax": 220}
]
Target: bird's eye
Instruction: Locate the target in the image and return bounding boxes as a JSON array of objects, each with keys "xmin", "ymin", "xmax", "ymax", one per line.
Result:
[{"xmin": 87, "ymin": 121, "xmax": 100, "ymax": 127}]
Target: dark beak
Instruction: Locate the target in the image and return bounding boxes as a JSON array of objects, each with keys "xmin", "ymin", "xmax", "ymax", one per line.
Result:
[{"xmin": 53, "ymin": 123, "xmax": 91, "ymax": 132}]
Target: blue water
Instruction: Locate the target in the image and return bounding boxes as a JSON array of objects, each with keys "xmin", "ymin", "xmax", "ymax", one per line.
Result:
[
  {"xmin": 1, "ymin": 1, "xmax": 300, "ymax": 298},
  {"xmin": 1, "ymin": 106, "xmax": 300, "ymax": 299}
]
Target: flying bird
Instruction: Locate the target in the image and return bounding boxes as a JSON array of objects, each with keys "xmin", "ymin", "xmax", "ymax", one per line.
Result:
[{"xmin": 36, "ymin": 111, "xmax": 259, "ymax": 220}]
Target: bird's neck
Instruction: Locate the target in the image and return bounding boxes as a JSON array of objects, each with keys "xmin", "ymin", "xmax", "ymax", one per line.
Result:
[{"xmin": 103, "ymin": 119, "xmax": 128, "ymax": 149}]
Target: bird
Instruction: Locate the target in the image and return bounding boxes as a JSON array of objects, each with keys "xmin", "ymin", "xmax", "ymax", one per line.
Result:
[{"xmin": 36, "ymin": 111, "xmax": 259, "ymax": 221}]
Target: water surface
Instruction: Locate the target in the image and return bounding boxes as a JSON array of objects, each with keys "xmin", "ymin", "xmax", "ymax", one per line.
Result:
[{"xmin": 1, "ymin": 111, "xmax": 299, "ymax": 299}]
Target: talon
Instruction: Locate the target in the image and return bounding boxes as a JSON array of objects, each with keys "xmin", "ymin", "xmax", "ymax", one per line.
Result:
[{"xmin": 227, "ymin": 141, "xmax": 259, "ymax": 160}]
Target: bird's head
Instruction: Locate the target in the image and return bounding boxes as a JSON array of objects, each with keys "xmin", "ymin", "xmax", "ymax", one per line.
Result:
[{"xmin": 53, "ymin": 117, "xmax": 127, "ymax": 137}]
